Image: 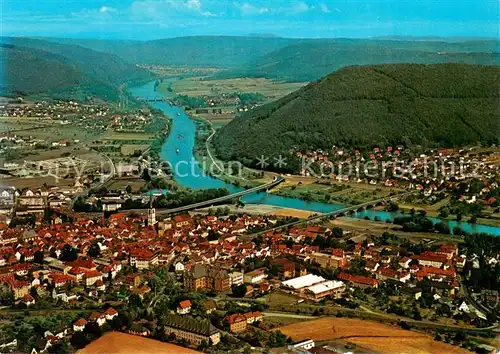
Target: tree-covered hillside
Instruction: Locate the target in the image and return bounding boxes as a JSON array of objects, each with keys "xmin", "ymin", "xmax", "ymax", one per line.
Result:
[
  {"xmin": 0, "ymin": 44, "xmax": 120, "ymax": 101},
  {"xmin": 0, "ymin": 38, "xmax": 155, "ymax": 101},
  {"xmin": 214, "ymin": 64, "xmax": 500, "ymax": 167},
  {"xmin": 219, "ymin": 39, "xmax": 500, "ymax": 81}
]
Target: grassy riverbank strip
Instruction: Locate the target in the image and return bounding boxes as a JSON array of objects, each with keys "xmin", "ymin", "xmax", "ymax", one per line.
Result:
[{"xmin": 191, "ymin": 115, "xmax": 264, "ymax": 189}]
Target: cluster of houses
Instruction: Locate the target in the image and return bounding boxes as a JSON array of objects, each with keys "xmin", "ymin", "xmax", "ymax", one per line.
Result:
[
  {"xmin": 0, "ymin": 100, "xmax": 110, "ymax": 119},
  {"xmin": 109, "ymin": 111, "xmax": 158, "ymax": 133},
  {"xmin": 0, "ymin": 203, "xmax": 496, "ymax": 351},
  {"xmin": 0, "ymin": 211, "xmax": 281, "ymax": 306},
  {"xmin": 0, "ymin": 185, "xmax": 87, "ymax": 220},
  {"xmin": 296, "ymin": 145, "xmax": 500, "ymax": 202},
  {"xmin": 23, "ymin": 307, "xmax": 119, "ymax": 354}
]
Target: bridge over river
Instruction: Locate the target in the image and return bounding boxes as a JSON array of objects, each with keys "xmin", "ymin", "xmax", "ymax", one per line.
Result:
[
  {"xmin": 136, "ymin": 97, "xmax": 172, "ymax": 104},
  {"xmin": 152, "ymin": 176, "xmax": 285, "ymax": 216},
  {"xmin": 76, "ymin": 176, "xmax": 286, "ymax": 218},
  {"xmin": 241, "ymin": 191, "xmax": 414, "ymax": 239}
]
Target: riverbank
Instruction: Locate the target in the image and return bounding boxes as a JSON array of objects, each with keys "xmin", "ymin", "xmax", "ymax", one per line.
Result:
[
  {"xmin": 192, "ymin": 203, "xmax": 318, "ymax": 218},
  {"xmin": 127, "ymin": 80, "xmax": 500, "ymax": 237},
  {"xmin": 191, "ymin": 114, "xmax": 264, "ymax": 188},
  {"xmin": 272, "ymin": 181, "xmax": 401, "ymax": 206}
]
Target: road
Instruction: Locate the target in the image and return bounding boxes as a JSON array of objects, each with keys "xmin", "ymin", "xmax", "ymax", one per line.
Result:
[
  {"xmin": 199, "ymin": 116, "xmax": 250, "ymax": 183},
  {"xmin": 263, "ymin": 312, "xmax": 315, "ymax": 319},
  {"xmin": 460, "ymin": 276, "xmax": 496, "ymax": 320},
  {"xmin": 202, "ymin": 117, "xmax": 224, "ymax": 174}
]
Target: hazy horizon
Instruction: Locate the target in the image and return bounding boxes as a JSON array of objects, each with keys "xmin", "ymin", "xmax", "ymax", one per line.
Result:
[{"xmin": 3, "ymin": 34, "xmax": 499, "ymax": 42}]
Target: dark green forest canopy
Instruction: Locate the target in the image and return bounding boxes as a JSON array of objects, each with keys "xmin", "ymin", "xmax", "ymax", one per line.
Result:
[
  {"xmin": 0, "ymin": 38, "xmax": 155, "ymax": 101},
  {"xmin": 213, "ymin": 63, "xmax": 500, "ymax": 166}
]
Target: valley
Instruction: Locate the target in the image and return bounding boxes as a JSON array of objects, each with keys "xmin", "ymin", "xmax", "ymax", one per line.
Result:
[{"xmin": 0, "ymin": 28, "xmax": 499, "ymax": 354}]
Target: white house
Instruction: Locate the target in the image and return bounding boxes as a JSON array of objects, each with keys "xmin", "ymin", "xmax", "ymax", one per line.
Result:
[
  {"xmin": 177, "ymin": 300, "xmax": 192, "ymax": 315},
  {"xmin": 73, "ymin": 318, "xmax": 87, "ymax": 332},
  {"xmin": 89, "ymin": 312, "xmax": 107, "ymax": 326},
  {"xmin": 104, "ymin": 307, "xmax": 118, "ymax": 321},
  {"xmin": 174, "ymin": 262, "xmax": 185, "ymax": 272}
]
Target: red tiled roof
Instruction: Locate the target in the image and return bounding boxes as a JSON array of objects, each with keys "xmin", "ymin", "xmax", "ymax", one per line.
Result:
[
  {"xmin": 89, "ymin": 312, "xmax": 104, "ymax": 321},
  {"xmin": 23, "ymin": 294, "xmax": 35, "ymax": 302},
  {"xmin": 413, "ymin": 252, "xmax": 448, "ymax": 264},
  {"xmin": 74, "ymin": 318, "xmax": 87, "ymax": 327},
  {"xmin": 68, "ymin": 258, "xmax": 96, "ymax": 269},
  {"xmin": 178, "ymin": 300, "xmax": 192, "ymax": 309},
  {"xmin": 130, "ymin": 248, "xmax": 156, "ymax": 260},
  {"xmin": 227, "ymin": 313, "xmax": 246, "ymax": 324},
  {"xmin": 105, "ymin": 307, "xmax": 118, "ymax": 316},
  {"xmin": 173, "ymin": 214, "xmax": 191, "ymax": 223},
  {"xmin": 338, "ymin": 272, "xmax": 377, "ymax": 286}
]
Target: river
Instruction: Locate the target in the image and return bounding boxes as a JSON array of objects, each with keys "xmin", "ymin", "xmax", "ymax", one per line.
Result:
[{"xmin": 129, "ymin": 81, "xmax": 500, "ymax": 236}]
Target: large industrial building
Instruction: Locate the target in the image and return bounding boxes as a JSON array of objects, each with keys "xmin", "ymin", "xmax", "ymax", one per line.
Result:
[{"xmin": 281, "ymin": 274, "xmax": 345, "ymax": 300}]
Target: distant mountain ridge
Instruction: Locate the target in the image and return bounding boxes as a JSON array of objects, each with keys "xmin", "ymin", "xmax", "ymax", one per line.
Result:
[
  {"xmin": 218, "ymin": 39, "xmax": 500, "ymax": 81},
  {"xmin": 213, "ymin": 63, "xmax": 500, "ymax": 169},
  {"xmin": 34, "ymin": 35, "xmax": 499, "ymax": 82}
]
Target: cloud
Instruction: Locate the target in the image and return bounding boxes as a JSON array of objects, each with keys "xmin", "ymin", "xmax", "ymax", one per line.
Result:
[
  {"xmin": 237, "ymin": 1, "xmax": 311, "ymax": 16},
  {"xmin": 99, "ymin": 6, "xmax": 117, "ymax": 14},
  {"xmin": 238, "ymin": 2, "xmax": 269, "ymax": 15},
  {"xmin": 319, "ymin": 3, "xmax": 330, "ymax": 13},
  {"xmin": 72, "ymin": 6, "xmax": 118, "ymax": 19},
  {"xmin": 131, "ymin": 0, "xmax": 216, "ymax": 18},
  {"xmin": 291, "ymin": 1, "xmax": 309, "ymax": 14}
]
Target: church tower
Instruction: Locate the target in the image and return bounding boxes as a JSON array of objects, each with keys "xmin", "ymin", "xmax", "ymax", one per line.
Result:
[{"xmin": 147, "ymin": 196, "xmax": 156, "ymax": 226}]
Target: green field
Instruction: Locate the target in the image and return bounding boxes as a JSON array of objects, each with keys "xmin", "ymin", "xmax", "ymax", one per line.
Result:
[
  {"xmin": 160, "ymin": 77, "xmax": 306, "ymax": 101},
  {"xmin": 273, "ymin": 182, "xmax": 397, "ymax": 205}
]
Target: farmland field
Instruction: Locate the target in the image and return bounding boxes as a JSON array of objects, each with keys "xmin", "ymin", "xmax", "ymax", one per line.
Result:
[
  {"xmin": 104, "ymin": 132, "xmax": 155, "ymax": 141},
  {"xmin": 107, "ymin": 178, "xmax": 146, "ymax": 192},
  {"xmin": 195, "ymin": 112, "xmax": 235, "ymax": 127},
  {"xmin": 120, "ymin": 144, "xmax": 150, "ymax": 156},
  {"xmin": 0, "ymin": 117, "xmax": 102, "ymax": 142},
  {"xmin": 162, "ymin": 77, "xmax": 306, "ymax": 100},
  {"xmin": 0, "ymin": 176, "xmax": 77, "ymax": 189},
  {"xmin": 278, "ymin": 318, "xmax": 469, "ymax": 354},
  {"xmin": 78, "ymin": 332, "xmax": 201, "ymax": 354}
]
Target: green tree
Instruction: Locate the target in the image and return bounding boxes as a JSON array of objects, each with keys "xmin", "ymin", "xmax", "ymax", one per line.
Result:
[
  {"xmin": 439, "ymin": 207, "xmax": 449, "ymax": 218},
  {"xmin": 0, "ymin": 283, "xmax": 13, "ymax": 306},
  {"xmin": 87, "ymin": 243, "xmax": 101, "ymax": 258},
  {"xmin": 231, "ymin": 284, "xmax": 247, "ymax": 298}
]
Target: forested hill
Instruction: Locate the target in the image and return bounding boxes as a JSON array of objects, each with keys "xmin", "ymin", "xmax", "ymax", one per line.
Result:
[
  {"xmin": 0, "ymin": 44, "xmax": 117, "ymax": 101},
  {"xmin": 0, "ymin": 38, "xmax": 155, "ymax": 101},
  {"xmin": 218, "ymin": 40, "xmax": 500, "ymax": 81},
  {"xmin": 213, "ymin": 64, "xmax": 500, "ymax": 167}
]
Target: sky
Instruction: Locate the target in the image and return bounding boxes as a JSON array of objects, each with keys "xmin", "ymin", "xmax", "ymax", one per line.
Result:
[{"xmin": 1, "ymin": 0, "xmax": 499, "ymax": 40}]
